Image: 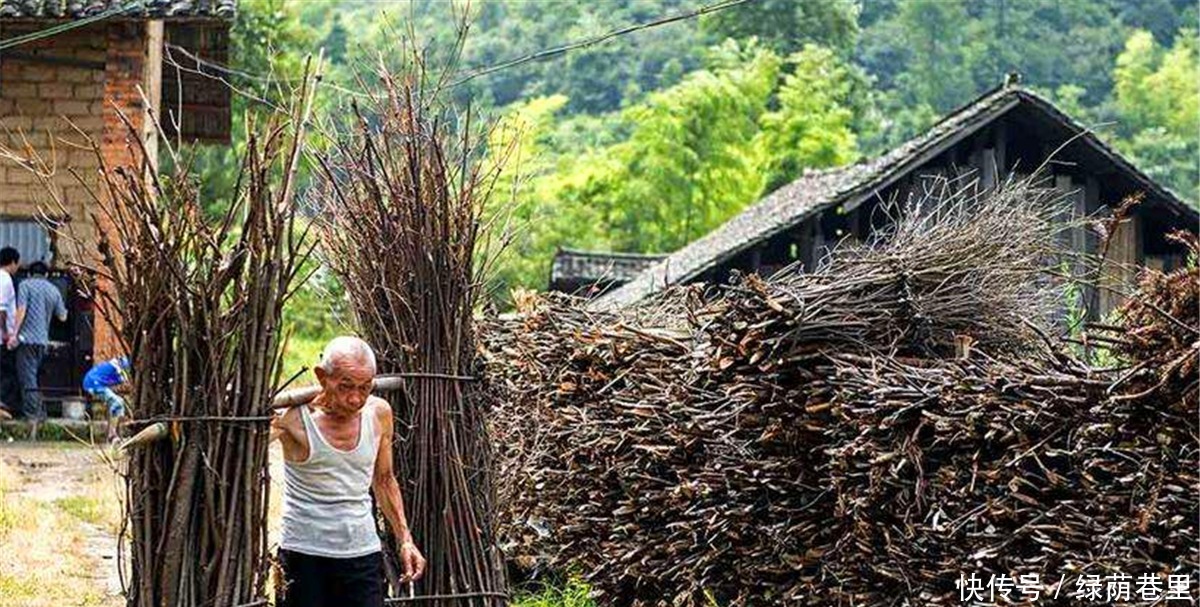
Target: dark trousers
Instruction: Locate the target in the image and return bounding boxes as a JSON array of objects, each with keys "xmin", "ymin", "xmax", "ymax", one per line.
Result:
[
  {"xmin": 16, "ymin": 343, "xmax": 47, "ymax": 421},
  {"xmin": 0, "ymin": 346, "xmax": 18, "ymax": 414},
  {"xmin": 277, "ymin": 549, "xmax": 384, "ymax": 607}
]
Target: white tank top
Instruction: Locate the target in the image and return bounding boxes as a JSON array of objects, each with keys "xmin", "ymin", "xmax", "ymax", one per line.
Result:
[{"xmin": 280, "ymin": 404, "xmax": 383, "ymax": 558}]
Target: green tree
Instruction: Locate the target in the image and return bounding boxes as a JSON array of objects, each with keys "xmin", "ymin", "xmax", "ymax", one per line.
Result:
[
  {"xmin": 702, "ymin": 0, "xmax": 859, "ymax": 55},
  {"xmin": 483, "ymin": 95, "xmax": 612, "ymax": 298},
  {"xmin": 759, "ymin": 44, "xmax": 862, "ymax": 191},
  {"xmin": 323, "ymin": 14, "xmax": 349, "ymax": 65},
  {"xmin": 1112, "ymin": 29, "xmax": 1199, "ymax": 201},
  {"xmin": 602, "ymin": 40, "xmax": 781, "ymax": 252},
  {"xmin": 891, "ymin": 0, "xmax": 979, "ymax": 112}
]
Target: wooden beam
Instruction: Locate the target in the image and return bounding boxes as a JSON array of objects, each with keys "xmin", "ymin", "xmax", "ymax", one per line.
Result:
[{"xmin": 142, "ymin": 20, "xmax": 164, "ymax": 167}]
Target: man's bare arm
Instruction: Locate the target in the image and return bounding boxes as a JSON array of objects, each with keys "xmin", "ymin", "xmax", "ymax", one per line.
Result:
[
  {"xmin": 270, "ymin": 407, "xmax": 307, "ymax": 463},
  {"xmin": 371, "ymin": 399, "xmax": 425, "ymax": 580}
]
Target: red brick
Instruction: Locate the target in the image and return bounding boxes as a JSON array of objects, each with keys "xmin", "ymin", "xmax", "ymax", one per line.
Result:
[
  {"xmin": 68, "ymin": 115, "xmax": 105, "ymax": 133},
  {"xmin": 67, "ymin": 150, "xmax": 101, "ymax": 168},
  {"xmin": 4, "ymin": 168, "xmax": 41, "ymax": 185},
  {"xmin": 3, "ymin": 82, "xmax": 39, "ymax": 99},
  {"xmin": 59, "ymin": 69, "xmax": 99, "ymax": 84},
  {"xmin": 0, "ymin": 116, "xmax": 34, "ymax": 131},
  {"xmin": 38, "ymin": 82, "xmax": 74, "ymax": 99},
  {"xmin": 13, "ymin": 97, "xmax": 45, "ymax": 114},
  {"xmin": 54, "ymin": 100, "xmax": 91, "ymax": 116},
  {"xmin": 30, "ymin": 115, "xmax": 67, "ymax": 129},
  {"xmin": 69, "ymin": 47, "xmax": 106, "ymax": 63},
  {"xmin": 73, "ymin": 84, "xmax": 103, "ymax": 99},
  {"xmin": 18, "ymin": 65, "xmax": 55, "ymax": 82},
  {"xmin": 0, "ymin": 184, "xmax": 36, "ymax": 203}
]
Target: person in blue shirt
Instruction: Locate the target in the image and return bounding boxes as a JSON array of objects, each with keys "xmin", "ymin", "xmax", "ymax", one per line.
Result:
[
  {"xmin": 83, "ymin": 356, "xmax": 130, "ymax": 444},
  {"xmin": 10, "ymin": 262, "xmax": 67, "ymax": 432}
]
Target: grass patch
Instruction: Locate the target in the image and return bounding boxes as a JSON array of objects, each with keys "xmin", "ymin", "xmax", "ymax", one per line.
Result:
[
  {"xmin": 511, "ymin": 578, "xmax": 597, "ymax": 607},
  {"xmin": 0, "ymin": 454, "xmax": 121, "ymax": 606},
  {"xmin": 0, "ymin": 458, "xmax": 19, "ymax": 538},
  {"xmin": 0, "ymin": 497, "xmax": 16, "ymax": 537},
  {"xmin": 0, "ymin": 494, "xmax": 118, "ymax": 607},
  {"xmin": 55, "ymin": 494, "xmax": 110, "ymax": 527}
]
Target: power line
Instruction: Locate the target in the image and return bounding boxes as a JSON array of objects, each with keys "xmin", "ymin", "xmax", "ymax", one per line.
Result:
[
  {"xmin": 159, "ymin": 0, "xmax": 754, "ymax": 105},
  {"xmin": 449, "ymin": 0, "xmax": 754, "ymax": 88},
  {"xmin": 164, "ymin": 43, "xmax": 380, "ymax": 101},
  {"xmin": 0, "ymin": 1, "xmax": 142, "ymax": 52}
]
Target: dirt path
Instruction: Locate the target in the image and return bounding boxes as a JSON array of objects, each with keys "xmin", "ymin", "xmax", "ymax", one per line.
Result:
[
  {"xmin": 0, "ymin": 442, "xmax": 124, "ymax": 606},
  {"xmin": 0, "ymin": 441, "xmax": 295, "ymax": 606}
]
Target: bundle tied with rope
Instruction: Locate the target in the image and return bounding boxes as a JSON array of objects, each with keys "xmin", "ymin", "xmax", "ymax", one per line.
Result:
[
  {"xmin": 482, "ymin": 177, "xmax": 1198, "ymax": 605},
  {"xmin": 60, "ymin": 69, "xmax": 319, "ymax": 606},
  {"xmin": 312, "ymin": 58, "xmax": 509, "ymax": 604}
]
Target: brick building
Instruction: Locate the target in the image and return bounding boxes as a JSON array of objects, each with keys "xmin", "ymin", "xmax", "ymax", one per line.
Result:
[{"xmin": 0, "ymin": 0, "xmax": 234, "ymax": 397}]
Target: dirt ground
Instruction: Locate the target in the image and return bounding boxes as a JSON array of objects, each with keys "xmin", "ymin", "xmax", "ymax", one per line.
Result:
[
  {"xmin": 0, "ymin": 441, "xmax": 124, "ymax": 607},
  {"xmin": 0, "ymin": 441, "xmax": 286, "ymax": 607}
]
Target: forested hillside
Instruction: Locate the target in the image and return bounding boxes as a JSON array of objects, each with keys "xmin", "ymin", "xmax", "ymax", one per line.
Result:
[{"xmin": 186, "ymin": 0, "xmax": 1197, "ymax": 302}]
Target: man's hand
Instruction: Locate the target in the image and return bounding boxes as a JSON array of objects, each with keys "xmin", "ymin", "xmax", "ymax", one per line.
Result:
[
  {"xmin": 399, "ymin": 537, "xmax": 426, "ymax": 582},
  {"xmin": 5, "ymin": 334, "xmax": 16, "ymax": 350}
]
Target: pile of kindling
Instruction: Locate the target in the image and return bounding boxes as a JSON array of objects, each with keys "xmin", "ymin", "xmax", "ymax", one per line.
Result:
[{"xmin": 481, "ymin": 179, "xmax": 1198, "ymax": 606}]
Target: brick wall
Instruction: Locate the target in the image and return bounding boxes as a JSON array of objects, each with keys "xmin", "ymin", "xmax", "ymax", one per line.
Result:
[
  {"xmin": 0, "ymin": 21, "xmax": 161, "ymax": 359},
  {"xmin": 0, "ymin": 24, "xmax": 106, "ymax": 255}
]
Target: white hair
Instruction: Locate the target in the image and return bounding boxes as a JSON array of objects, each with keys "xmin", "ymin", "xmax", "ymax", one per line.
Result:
[{"xmin": 319, "ymin": 336, "xmax": 377, "ymax": 374}]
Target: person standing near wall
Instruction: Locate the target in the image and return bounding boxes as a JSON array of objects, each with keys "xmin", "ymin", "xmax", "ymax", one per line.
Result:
[
  {"xmin": 0, "ymin": 247, "xmax": 18, "ymax": 420},
  {"xmin": 9, "ymin": 262, "xmax": 67, "ymax": 437}
]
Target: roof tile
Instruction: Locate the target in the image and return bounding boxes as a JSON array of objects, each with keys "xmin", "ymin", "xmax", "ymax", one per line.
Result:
[{"xmin": 0, "ymin": 0, "xmax": 235, "ymax": 20}]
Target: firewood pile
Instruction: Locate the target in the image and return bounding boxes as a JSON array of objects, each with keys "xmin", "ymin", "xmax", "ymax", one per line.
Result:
[
  {"xmin": 1105, "ymin": 230, "xmax": 1198, "ymax": 406},
  {"xmin": 481, "ymin": 180, "xmax": 1198, "ymax": 606}
]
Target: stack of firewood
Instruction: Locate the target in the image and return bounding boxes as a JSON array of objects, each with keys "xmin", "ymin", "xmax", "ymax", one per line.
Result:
[
  {"xmin": 481, "ymin": 180, "xmax": 1198, "ymax": 605},
  {"xmin": 314, "ymin": 58, "xmax": 508, "ymax": 604}
]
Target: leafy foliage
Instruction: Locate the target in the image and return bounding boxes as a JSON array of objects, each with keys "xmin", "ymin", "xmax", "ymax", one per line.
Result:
[
  {"xmin": 180, "ymin": 0, "xmax": 1196, "ymax": 317},
  {"xmin": 700, "ymin": 0, "xmax": 859, "ymax": 55},
  {"xmin": 1112, "ymin": 29, "xmax": 1199, "ymax": 199}
]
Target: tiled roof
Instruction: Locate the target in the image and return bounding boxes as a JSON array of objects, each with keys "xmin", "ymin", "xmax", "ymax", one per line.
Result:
[
  {"xmin": 0, "ymin": 0, "xmax": 235, "ymax": 20},
  {"xmin": 594, "ymin": 84, "xmax": 1198, "ymax": 308},
  {"xmin": 550, "ymin": 249, "xmax": 667, "ymax": 287}
]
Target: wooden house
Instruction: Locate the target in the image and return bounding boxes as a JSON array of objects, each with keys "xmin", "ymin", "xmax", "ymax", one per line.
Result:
[
  {"xmin": 550, "ymin": 248, "xmax": 666, "ymax": 298},
  {"xmin": 591, "ymin": 83, "xmax": 1198, "ymax": 314}
]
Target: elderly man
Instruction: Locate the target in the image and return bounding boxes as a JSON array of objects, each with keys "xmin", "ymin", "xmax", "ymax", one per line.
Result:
[{"xmin": 271, "ymin": 336, "xmax": 426, "ymax": 607}]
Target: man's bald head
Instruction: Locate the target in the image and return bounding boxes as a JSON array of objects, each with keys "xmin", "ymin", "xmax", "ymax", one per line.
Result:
[
  {"xmin": 313, "ymin": 336, "xmax": 377, "ymax": 417},
  {"xmin": 319, "ymin": 336, "xmax": 377, "ymax": 376}
]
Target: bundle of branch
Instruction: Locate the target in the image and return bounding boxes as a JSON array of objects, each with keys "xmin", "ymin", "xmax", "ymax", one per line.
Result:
[
  {"xmin": 314, "ymin": 61, "xmax": 508, "ymax": 603},
  {"xmin": 1105, "ymin": 230, "xmax": 1198, "ymax": 406},
  {"xmin": 811, "ymin": 228, "xmax": 1198, "ymax": 601},
  {"xmin": 78, "ymin": 91, "xmax": 315, "ymax": 605},
  {"xmin": 482, "ymin": 178, "xmax": 1197, "ymax": 605}
]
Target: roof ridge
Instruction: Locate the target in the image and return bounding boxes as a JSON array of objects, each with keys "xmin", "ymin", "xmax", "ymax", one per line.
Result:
[{"xmin": 555, "ymin": 248, "xmax": 669, "ymax": 259}]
